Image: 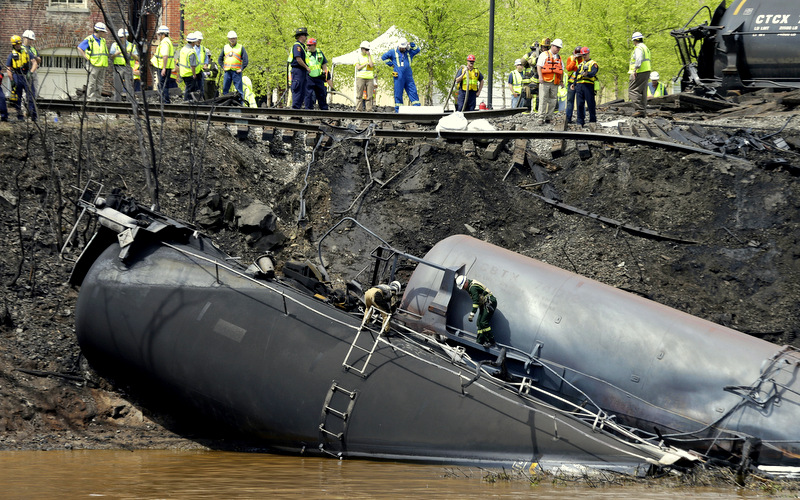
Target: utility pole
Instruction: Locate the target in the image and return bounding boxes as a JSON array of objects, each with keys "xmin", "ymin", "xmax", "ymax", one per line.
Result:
[{"xmin": 487, "ymin": 0, "xmax": 495, "ymax": 109}]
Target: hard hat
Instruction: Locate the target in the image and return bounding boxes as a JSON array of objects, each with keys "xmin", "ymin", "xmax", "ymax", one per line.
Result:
[
  {"xmin": 514, "ymin": 59, "xmax": 523, "ymax": 65},
  {"xmin": 95, "ymin": 22, "xmax": 108, "ymax": 33},
  {"xmin": 389, "ymin": 281, "xmax": 402, "ymax": 294},
  {"xmin": 307, "ymin": 38, "xmax": 317, "ymax": 46},
  {"xmin": 551, "ymin": 38, "xmax": 563, "ymax": 48},
  {"xmin": 631, "ymin": 31, "xmax": 643, "ymax": 40},
  {"xmin": 530, "ymin": 42, "xmax": 538, "ymax": 49},
  {"xmin": 156, "ymin": 25, "xmax": 169, "ymax": 34},
  {"xmin": 573, "ymin": 46, "xmax": 582, "ymax": 54},
  {"xmin": 360, "ymin": 40, "xmax": 370, "ymax": 50},
  {"xmin": 455, "ymin": 275, "xmax": 467, "ymax": 289},
  {"xmin": 467, "ymin": 54, "xmax": 475, "ymax": 62},
  {"xmin": 295, "ymin": 27, "xmax": 308, "ymax": 37},
  {"xmin": 22, "ymin": 30, "xmax": 35, "ymax": 40},
  {"xmin": 398, "ymin": 37, "xmax": 408, "ymax": 49},
  {"xmin": 540, "ymin": 37, "xmax": 551, "ymax": 46},
  {"xmin": 580, "ymin": 46, "xmax": 590, "ymax": 55},
  {"xmin": 194, "ymin": 31, "xmax": 204, "ymax": 41},
  {"xmin": 10, "ymin": 35, "xmax": 22, "ymax": 45},
  {"xmin": 227, "ymin": 31, "xmax": 237, "ymax": 39},
  {"xmin": 650, "ymin": 71, "xmax": 660, "ymax": 80},
  {"xmin": 186, "ymin": 33, "xmax": 198, "ymax": 43},
  {"xmin": 117, "ymin": 28, "xmax": 128, "ymax": 38}
]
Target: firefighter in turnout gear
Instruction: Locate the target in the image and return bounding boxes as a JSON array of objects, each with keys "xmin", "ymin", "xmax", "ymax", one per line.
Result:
[
  {"xmin": 455, "ymin": 54, "xmax": 483, "ymax": 112},
  {"xmin": 455, "ymin": 275, "xmax": 497, "ymax": 347},
  {"xmin": 6, "ymin": 35, "xmax": 37, "ymax": 120}
]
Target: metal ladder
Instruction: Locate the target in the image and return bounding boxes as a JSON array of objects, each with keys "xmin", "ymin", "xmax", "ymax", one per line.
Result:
[
  {"xmin": 318, "ymin": 381, "xmax": 358, "ymax": 458},
  {"xmin": 342, "ymin": 306, "xmax": 390, "ymax": 376}
]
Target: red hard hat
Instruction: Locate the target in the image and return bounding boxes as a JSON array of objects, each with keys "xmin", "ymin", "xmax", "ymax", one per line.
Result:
[
  {"xmin": 466, "ymin": 54, "xmax": 476, "ymax": 62},
  {"xmin": 580, "ymin": 47, "xmax": 590, "ymax": 55},
  {"xmin": 307, "ymin": 38, "xmax": 317, "ymax": 45}
]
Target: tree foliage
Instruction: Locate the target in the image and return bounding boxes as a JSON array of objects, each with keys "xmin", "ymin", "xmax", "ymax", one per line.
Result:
[{"xmin": 185, "ymin": 0, "xmax": 719, "ymax": 103}]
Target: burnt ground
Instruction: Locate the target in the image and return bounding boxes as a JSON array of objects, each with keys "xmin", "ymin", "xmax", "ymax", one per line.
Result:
[{"xmin": 0, "ymin": 91, "xmax": 799, "ymax": 469}]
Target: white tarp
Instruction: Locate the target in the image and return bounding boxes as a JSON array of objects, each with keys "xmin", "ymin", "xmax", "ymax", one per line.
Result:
[{"xmin": 331, "ymin": 26, "xmax": 411, "ymax": 66}]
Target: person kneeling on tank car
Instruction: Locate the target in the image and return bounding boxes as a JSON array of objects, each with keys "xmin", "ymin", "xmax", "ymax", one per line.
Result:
[{"xmin": 362, "ymin": 281, "xmax": 402, "ymax": 333}]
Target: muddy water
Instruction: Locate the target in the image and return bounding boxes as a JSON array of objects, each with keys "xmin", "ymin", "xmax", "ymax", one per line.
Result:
[{"xmin": 0, "ymin": 450, "xmax": 755, "ymax": 499}]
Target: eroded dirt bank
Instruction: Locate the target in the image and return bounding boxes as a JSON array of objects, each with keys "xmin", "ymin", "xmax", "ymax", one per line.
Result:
[{"xmin": 0, "ymin": 101, "xmax": 798, "ymax": 460}]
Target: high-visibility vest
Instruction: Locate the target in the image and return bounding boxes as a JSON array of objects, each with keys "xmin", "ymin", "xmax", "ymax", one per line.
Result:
[
  {"xmin": 510, "ymin": 70, "xmax": 523, "ymax": 93},
  {"xmin": 151, "ymin": 37, "xmax": 175, "ymax": 69},
  {"xmin": 540, "ymin": 51, "xmax": 563, "ymax": 85},
  {"xmin": 648, "ymin": 81, "xmax": 667, "ymax": 97},
  {"xmin": 566, "ymin": 55, "xmax": 582, "ymax": 84},
  {"xmin": 84, "ymin": 36, "xmax": 109, "ymax": 68},
  {"xmin": 629, "ymin": 43, "xmax": 651, "ymax": 73},
  {"xmin": 223, "ymin": 43, "xmax": 243, "ymax": 71},
  {"xmin": 306, "ymin": 50, "xmax": 325, "ymax": 77},
  {"xmin": 178, "ymin": 45, "xmax": 198, "ymax": 77},
  {"xmin": 10, "ymin": 48, "xmax": 30, "ymax": 72},
  {"xmin": 133, "ymin": 60, "xmax": 140, "ymax": 80},
  {"xmin": 576, "ymin": 59, "xmax": 598, "ymax": 84},
  {"xmin": 111, "ymin": 41, "xmax": 134, "ymax": 66},
  {"xmin": 287, "ymin": 41, "xmax": 306, "ymax": 65},
  {"xmin": 356, "ymin": 53, "xmax": 374, "ymax": 79},
  {"xmin": 460, "ymin": 67, "xmax": 481, "ymax": 91}
]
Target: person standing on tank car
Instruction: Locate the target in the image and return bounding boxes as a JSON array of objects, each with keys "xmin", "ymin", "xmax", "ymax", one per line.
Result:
[
  {"xmin": 455, "ymin": 274, "xmax": 497, "ymax": 348},
  {"xmin": 289, "ymin": 27, "xmax": 311, "ymax": 109},
  {"xmin": 628, "ymin": 31, "xmax": 651, "ymax": 117}
]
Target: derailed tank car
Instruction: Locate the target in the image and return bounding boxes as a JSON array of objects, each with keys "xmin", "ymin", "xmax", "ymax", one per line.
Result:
[{"xmin": 673, "ymin": 0, "xmax": 800, "ymax": 94}]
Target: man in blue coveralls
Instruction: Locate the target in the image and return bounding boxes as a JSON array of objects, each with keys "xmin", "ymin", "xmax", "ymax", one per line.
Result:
[{"xmin": 381, "ymin": 37, "xmax": 421, "ymax": 112}]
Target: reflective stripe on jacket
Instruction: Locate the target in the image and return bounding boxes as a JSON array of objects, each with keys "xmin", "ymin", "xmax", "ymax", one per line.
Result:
[
  {"xmin": 10, "ymin": 48, "xmax": 30, "ymax": 72},
  {"xmin": 178, "ymin": 45, "xmax": 198, "ymax": 77},
  {"xmin": 460, "ymin": 67, "xmax": 481, "ymax": 91},
  {"xmin": 510, "ymin": 70, "xmax": 522, "ymax": 93},
  {"xmin": 306, "ymin": 50, "xmax": 325, "ymax": 77},
  {"xmin": 576, "ymin": 59, "xmax": 599, "ymax": 84},
  {"xmin": 111, "ymin": 41, "xmax": 134, "ymax": 65},
  {"xmin": 223, "ymin": 43, "xmax": 243, "ymax": 71},
  {"xmin": 151, "ymin": 37, "xmax": 174, "ymax": 69},
  {"xmin": 648, "ymin": 81, "xmax": 667, "ymax": 97}
]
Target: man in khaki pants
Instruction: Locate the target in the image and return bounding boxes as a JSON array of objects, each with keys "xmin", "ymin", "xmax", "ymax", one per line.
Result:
[{"xmin": 355, "ymin": 41, "xmax": 375, "ymax": 111}]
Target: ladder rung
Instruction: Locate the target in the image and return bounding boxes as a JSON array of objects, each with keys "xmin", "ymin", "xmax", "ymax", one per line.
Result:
[
  {"xmin": 319, "ymin": 423, "xmax": 343, "ymax": 439},
  {"xmin": 324, "ymin": 406, "xmax": 349, "ymax": 420}
]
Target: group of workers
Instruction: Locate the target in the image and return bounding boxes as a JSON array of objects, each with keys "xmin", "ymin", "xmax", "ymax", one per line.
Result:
[
  {"xmin": 2, "ymin": 31, "xmax": 40, "ymax": 121},
  {"xmin": 364, "ymin": 273, "xmax": 497, "ymax": 348}
]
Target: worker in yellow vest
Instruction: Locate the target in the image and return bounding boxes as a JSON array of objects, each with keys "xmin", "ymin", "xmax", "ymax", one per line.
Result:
[
  {"xmin": 22, "ymin": 31, "xmax": 40, "ymax": 100},
  {"xmin": 133, "ymin": 59, "xmax": 141, "ymax": 92},
  {"xmin": 455, "ymin": 54, "xmax": 484, "ymax": 112},
  {"xmin": 109, "ymin": 28, "xmax": 138, "ymax": 101},
  {"xmin": 355, "ymin": 41, "xmax": 375, "ymax": 112},
  {"xmin": 178, "ymin": 33, "xmax": 200, "ymax": 101},
  {"xmin": 575, "ymin": 47, "xmax": 599, "ymax": 127},
  {"xmin": 151, "ymin": 25, "xmax": 175, "ymax": 103},
  {"xmin": 218, "ymin": 31, "xmax": 248, "ymax": 97},
  {"xmin": 6, "ymin": 35, "xmax": 37, "ymax": 120},
  {"xmin": 628, "ymin": 31, "xmax": 651, "ymax": 117},
  {"xmin": 647, "ymin": 71, "xmax": 668, "ymax": 97},
  {"xmin": 304, "ymin": 38, "xmax": 331, "ymax": 110},
  {"xmin": 77, "ymin": 22, "xmax": 109, "ymax": 101}
]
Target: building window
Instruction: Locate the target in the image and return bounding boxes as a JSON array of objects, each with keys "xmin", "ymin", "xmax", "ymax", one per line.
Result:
[
  {"xmin": 43, "ymin": 53, "xmax": 85, "ymax": 70},
  {"xmin": 48, "ymin": 0, "xmax": 88, "ymax": 8}
]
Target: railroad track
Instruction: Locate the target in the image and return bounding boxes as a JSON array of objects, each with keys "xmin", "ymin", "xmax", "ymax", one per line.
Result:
[{"xmin": 34, "ymin": 98, "xmax": 759, "ymax": 160}]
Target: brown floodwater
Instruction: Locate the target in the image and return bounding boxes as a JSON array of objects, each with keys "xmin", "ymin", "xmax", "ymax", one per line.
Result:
[{"xmin": 0, "ymin": 450, "xmax": 758, "ymax": 499}]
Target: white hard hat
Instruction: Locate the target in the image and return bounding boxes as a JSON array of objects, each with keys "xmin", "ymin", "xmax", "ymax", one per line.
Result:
[
  {"xmin": 551, "ymin": 38, "xmax": 563, "ymax": 48},
  {"xmin": 360, "ymin": 40, "xmax": 371, "ymax": 50},
  {"xmin": 157, "ymin": 25, "xmax": 169, "ymax": 34},
  {"xmin": 398, "ymin": 37, "xmax": 408, "ymax": 49},
  {"xmin": 455, "ymin": 275, "xmax": 467, "ymax": 289},
  {"xmin": 514, "ymin": 59, "xmax": 523, "ymax": 65},
  {"xmin": 227, "ymin": 30, "xmax": 237, "ymax": 39},
  {"xmin": 117, "ymin": 28, "xmax": 128, "ymax": 38},
  {"xmin": 22, "ymin": 30, "xmax": 35, "ymax": 40},
  {"xmin": 650, "ymin": 71, "xmax": 660, "ymax": 80},
  {"xmin": 389, "ymin": 281, "xmax": 402, "ymax": 294},
  {"xmin": 194, "ymin": 31, "xmax": 204, "ymax": 40},
  {"xmin": 186, "ymin": 33, "xmax": 198, "ymax": 43},
  {"xmin": 631, "ymin": 31, "xmax": 643, "ymax": 40},
  {"xmin": 94, "ymin": 22, "xmax": 108, "ymax": 33}
]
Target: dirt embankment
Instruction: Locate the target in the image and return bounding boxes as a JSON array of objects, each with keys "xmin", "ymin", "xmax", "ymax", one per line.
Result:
[{"xmin": 0, "ymin": 99, "xmax": 798, "ymax": 452}]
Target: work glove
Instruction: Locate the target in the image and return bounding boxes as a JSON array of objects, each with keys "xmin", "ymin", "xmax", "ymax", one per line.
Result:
[
  {"xmin": 392, "ymin": 71, "xmax": 398, "ymax": 78},
  {"xmin": 410, "ymin": 42, "xmax": 416, "ymax": 49},
  {"xmin": 468, "ymin": 312, "xmax": 475, "ymax": 322}
]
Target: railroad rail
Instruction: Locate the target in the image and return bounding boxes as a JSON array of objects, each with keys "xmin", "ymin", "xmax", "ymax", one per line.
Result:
[{"xmin": 35, "ymin": 98, "xmax": 745, "ymax": 160}]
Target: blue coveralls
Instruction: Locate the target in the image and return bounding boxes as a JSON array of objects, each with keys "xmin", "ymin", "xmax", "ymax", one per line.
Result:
[
  {"xmin": 0, "ymin": 77, "xmax": 7, "ymax": 121},
  {"xmin": 289, "ymin": 41, "xmax": 308, "ymax": 109},
  {"xmin": 381, "ymin": 45, "xmax": 421, "ymax": 112}
]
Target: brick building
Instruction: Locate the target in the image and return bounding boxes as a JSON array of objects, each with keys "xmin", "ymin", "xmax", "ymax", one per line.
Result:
[{"xmin": 0, "ymin": 0, "xmax": 183, "ymax": 98}]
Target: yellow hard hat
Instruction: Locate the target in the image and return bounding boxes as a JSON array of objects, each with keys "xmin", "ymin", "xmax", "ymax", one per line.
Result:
[{"xmin": 10, "ymin": 35, "xmax": 22, "ymax": 45}]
